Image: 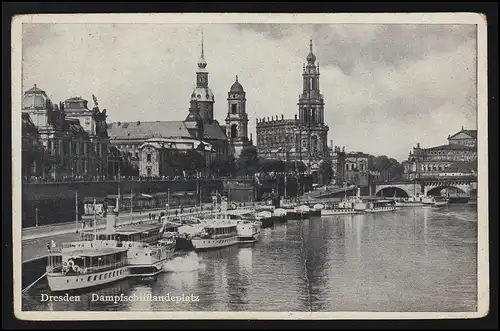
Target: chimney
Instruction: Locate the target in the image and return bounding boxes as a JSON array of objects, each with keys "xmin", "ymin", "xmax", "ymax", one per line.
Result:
[
  {"xmin": 117, "ymin": 121, "xmax": 121, "ymax": 126},
  {"xmin": 137, "ymin": 121, "xmax": 141, "ymax": 125}
]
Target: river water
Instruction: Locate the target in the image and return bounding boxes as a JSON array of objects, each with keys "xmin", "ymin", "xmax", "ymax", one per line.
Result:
[{"xmin": 22, "ymin": 204, "xmax": 478, "ymax": 312}]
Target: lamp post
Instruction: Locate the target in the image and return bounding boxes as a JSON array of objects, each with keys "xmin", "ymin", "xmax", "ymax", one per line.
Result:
[{"xmin": 35, "ymin": 207, "xmax": 39, "ymax": 227}]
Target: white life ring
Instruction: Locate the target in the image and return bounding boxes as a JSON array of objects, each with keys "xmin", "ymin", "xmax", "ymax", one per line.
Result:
[
  {"xmin": 67, "ymin": 259, "xmax": 75, "ymax": 268},
  {"xmin": 73, "ymin": 265, "xmax": 81, "ymax": 273},
  {"xmin": 63, "ymin": 261, "xmax": 68, "ymax": 267},
  {"xmin": 62, "ymin": 266, "xmax": 69, "ymax": 273}
]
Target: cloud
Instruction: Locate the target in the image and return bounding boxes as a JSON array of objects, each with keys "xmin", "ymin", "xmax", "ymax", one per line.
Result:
[{"xmin": 21, "ymin": 23, "xmax": 477, "ymax": 162}]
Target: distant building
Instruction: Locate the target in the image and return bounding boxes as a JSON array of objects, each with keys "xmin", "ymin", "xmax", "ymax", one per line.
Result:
[
  {"xmin": 256, "ymin": 40, "xmax": 330, "ymax": 178},
  {"xmin": 344, "ymin": 152, "xmax": 370, "ymax": 187},
  {"xmin": 22, "ymin": 112, "xmax": 45, "ymax": 178},
  {"xmin": 108, "ymin": 32, "xmax": 252, "ymax": 174},
  {"xmin": 448, "ymin": 126, "xmax": 477, "ymax": 147},
  {"xmin": 404, "ymin": 127, "xmax": 477, "ymax": 180},
  {"xmin": 107, "ymin": 120, "xmax": 194, "ymax": 173},
  {"xmin": 330, "ymin": 145, "xmax": 346, "ymax": 185},
  {"xmin": 22, "ymin": 85, "xmax": 109, "ymax": 180},
  {"xmin": 138, "ymin": 137, "xmax": 215, "ymax": 177}
]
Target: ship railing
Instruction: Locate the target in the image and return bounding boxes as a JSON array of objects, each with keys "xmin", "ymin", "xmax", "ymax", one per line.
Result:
[
  {"xmin": 46, "ymin": 263, "xmax": 63, "ymax": 273},
  {"xmin": 79, "ymin": 261, "xmax": 127, "ymax": 274}
]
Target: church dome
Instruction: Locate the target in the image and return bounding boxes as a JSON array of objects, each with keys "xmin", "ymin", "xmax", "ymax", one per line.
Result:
[
  {"xmin": 230, "ymin": 75, "xmax": 244, "ymax": 93},
  {"xmin": 197, "ymin": 55, "xmax": 207, "ymax": 69},
  {"xmin": 22, "ymin": 84, "xmax": 53, "ymax": 110},
  {"xmin": 307, "ymin": 51, "xmax": 316, "ymax": 63},
  {"xmin": 192, "ymin": 86, "xmax": 214, "ymax": 102}
]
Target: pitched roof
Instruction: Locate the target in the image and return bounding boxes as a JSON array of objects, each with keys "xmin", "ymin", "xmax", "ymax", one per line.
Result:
[
  {"xmin": 203, "ymin": 123, "xmax": 227, "ymax": 140},
  {"xmin": 423, "ymin": 144, "xmax": 475, "ymax": 151},
  {"xmin": 107, "ymin": 121, "xmax": 192, "ymax": 140},
  {"xmin": 449, "ymin": 128, "xmax": 477, "ymax": 139}
]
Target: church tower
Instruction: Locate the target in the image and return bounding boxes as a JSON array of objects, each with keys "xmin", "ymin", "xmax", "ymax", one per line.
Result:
[
  {"xmin": 185, "ymin": 89, "xmax": 204, "ymax": 140},
  {"xmin": 225, "ymin": 75, "xmax": 249, "ymax": 158},
  {"xmin": 296, "ymin": 40, "xmax": 329, "ymax": 160},
  {"xmin": 298, "ymin": 40, "xmax": 324, "ymax": 125},
  {"xmin": 191, "ymin": 31, "xmax": 215, "ymax": 124}
]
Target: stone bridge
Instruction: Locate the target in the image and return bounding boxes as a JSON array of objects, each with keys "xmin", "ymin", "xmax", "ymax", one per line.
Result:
[{"xmin": 374, "ymin": 176, "xmax": 477, "ymax": 197}]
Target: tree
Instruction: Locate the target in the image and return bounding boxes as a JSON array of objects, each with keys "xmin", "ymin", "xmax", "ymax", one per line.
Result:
[
  {"xmin": 209, "ymin": 155, "xmax": 235, "ymax": 177},
  {"xmin": 368, "ymin": 154, "xmax": 404, "ymax": 181},
  {"xmin": 318, "ymin": 160, "xmax": 334, "ymax": 185},
  {"xmin": 236, "ymin": 145, "xmax": 259, "ymax": 176},
  {"xmin": 284, "ymin": 160, "xmax": 307, "ymax": 173},
  {"xmin": 259, "ymin": 158, "xmax": 285, "ymax": 173},
  {"xmin": 185, "ymin": 150, "xmax": 206, "ymax": 172}
]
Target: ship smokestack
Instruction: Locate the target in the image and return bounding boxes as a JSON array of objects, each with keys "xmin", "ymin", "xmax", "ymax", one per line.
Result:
[{"xmin": 106, "ymin": 203, "xmax": 118, "ymax": 231}]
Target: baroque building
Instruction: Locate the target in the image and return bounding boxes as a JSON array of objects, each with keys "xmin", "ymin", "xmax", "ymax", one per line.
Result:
[
  {"xmin": 344, "ymin": 152, "xmax": 370, "ymax": 187},
  {"xmin": 22, "ymin": 85, "xmax": 109, "ymax": 180},
  {"xmin": 256, "ymin": 40, "xmax": 330, "ymax": 174},
  {"xmin": 225, "ymin": 75, "xmax": 251, "ymax": 158},
  {"xmin": 108, "ymin": 32, "xmax": 251, "ymax": 176},
  {"xmin": 404, "ymin": 127, "xmax": 478, "ymax": 180}
]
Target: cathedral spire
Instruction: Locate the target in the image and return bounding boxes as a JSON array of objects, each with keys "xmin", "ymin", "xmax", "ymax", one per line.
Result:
[
  {"xmin": 197, "ymin": 30, "xmax": 207, "ymax": 69},
  {"xmin": 307, "ymin": 39, "xmax": 316, "ymax": 64},
  {"xmin": 201, "ymin": 30, "xmax": 204, "ymax": 58}
]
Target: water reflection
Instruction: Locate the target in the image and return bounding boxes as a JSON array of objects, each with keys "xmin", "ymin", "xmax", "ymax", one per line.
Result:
[{"xmin": 23, "ymin": 204, "xmax": 477, "ymax": 312}]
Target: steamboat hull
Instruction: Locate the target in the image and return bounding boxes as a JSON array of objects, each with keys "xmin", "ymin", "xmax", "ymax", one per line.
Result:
[
  {"xmin": 191, "ymin": 236, "xmax": 239, "ymax": 251},
  {"xmin": 322, "ymin": 208, "xmax": 360, "ymax": 216},
  {"xmin": 47, "ymin": 265, "xmax": 129, "ymax": 293},
  {"xmin": 365, "ymin": 207, "xmax": 396, "ymax": 213}
]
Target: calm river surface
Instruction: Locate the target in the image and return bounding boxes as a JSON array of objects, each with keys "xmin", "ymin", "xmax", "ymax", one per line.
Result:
[{"xmin": 23, "ymin": 204, "xmax": 478, "ymax": 312}]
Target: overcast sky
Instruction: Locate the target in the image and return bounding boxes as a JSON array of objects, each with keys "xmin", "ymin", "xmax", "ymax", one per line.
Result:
[{"xmin": 22, "ymin": 23, "xmax": 477, "ymax": 162}]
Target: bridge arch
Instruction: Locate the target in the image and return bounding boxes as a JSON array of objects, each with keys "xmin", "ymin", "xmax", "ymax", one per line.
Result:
[
  {"xmin": 375, "ymin": 186, "xmax": 410, "ymax": 198},
  {"xmin": 426, "ymin": 185, "xmax": 466, "ymax": 196}
]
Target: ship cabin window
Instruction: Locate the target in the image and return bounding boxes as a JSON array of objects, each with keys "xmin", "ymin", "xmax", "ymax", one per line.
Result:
[
  {"xmin": 88, "ymin": 276, "xmax": 92, "ymax": 281},
  {"xmin": 99, "ymin": 275, "xmax": 102, "ymax": 280}
]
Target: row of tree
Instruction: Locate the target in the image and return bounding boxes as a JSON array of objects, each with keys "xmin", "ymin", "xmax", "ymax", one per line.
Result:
[
  {"xmin": 367, "ymin": 154, "xmax": 405, "ymax": 182},
  {"xmin": 208, "ymin": 146, "xmax": 334, "ymax": 185}
]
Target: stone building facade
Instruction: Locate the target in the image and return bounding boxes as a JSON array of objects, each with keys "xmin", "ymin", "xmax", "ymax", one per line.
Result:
[
  {"xmin": 256, "ymin": 40, "xmax": 329, "ymax": 173},
  {"xmin": 404, "ymin": 127, "xmax": 477, "ymax": 180},
  {"xmin": 108, "ymin": 32, "xmax": 253, "ymax": 175},
  {"xmin": 138, "ymin": 137, "xmax": 215, "ymax": 177},
  {"xmin": 22, "ymin": 85, "xmax": 109, "ymax": 180},
  {"xmin": 344, "ymin": 152, "xmax": 370, "ymax": 187},
  {"xmin": 225, "ymin": 75, "xmax": 252, "ymax": 158}
]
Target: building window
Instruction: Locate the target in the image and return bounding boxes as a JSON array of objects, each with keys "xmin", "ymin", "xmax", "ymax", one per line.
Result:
[
  {"xmin": 231, "ymin": 104, "xmax": 237, "ymax": 114},
  {"xmin": 147, "ymin": 153, "xmax": 152, "ymax": 162},
  {"xmin": 230, "ymin": 124, "xmax": 238, "ymax": 138}
]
